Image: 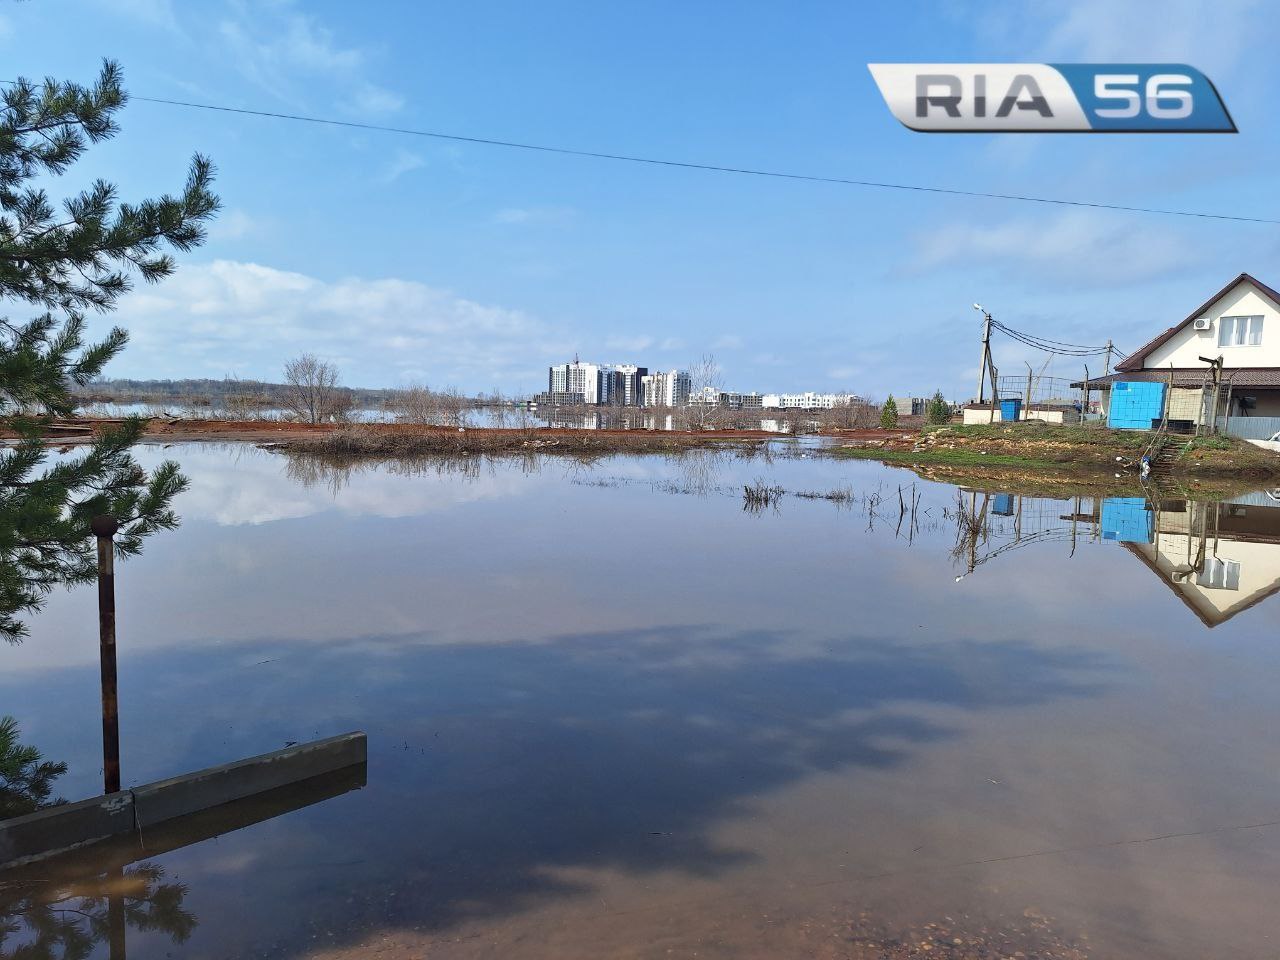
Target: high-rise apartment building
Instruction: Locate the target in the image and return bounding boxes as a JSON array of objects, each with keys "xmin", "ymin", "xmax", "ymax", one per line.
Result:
[
  {"xmin": 640, "ymin": 369, "xmax": 691, "ymax": 407},
  {"xmin": 548, "ymin": 360, "xmax": 601, "ymax": 405}
]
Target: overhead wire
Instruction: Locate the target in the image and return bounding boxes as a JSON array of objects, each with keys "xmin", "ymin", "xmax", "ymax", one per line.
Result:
[{"xmin": 13, "ymin": 86, "xmax": 1270, "ymax": 225}]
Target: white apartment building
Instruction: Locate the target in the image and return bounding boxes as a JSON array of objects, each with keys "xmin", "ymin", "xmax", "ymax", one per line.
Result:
[
  {"xmin": 548, "ymin": 360, "xmax": 600, "ymax": 405},
  {"xmin": 760, "ymin": 392, "xmax": 862, "ymax": 410},
  {"xmin": 641, "ymin": 369, "xmax": 692, "ymax": 407}
]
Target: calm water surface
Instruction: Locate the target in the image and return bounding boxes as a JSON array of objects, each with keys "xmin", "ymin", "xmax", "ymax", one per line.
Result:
[{"xmin": 3, "ymin": 444, "xmax": 1280, "ymax": 958}]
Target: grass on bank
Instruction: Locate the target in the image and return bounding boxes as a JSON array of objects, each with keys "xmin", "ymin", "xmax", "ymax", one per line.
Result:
[
  {"xmin": 919, "ymin": 421, "xmax": 1151, "ymax": 447},
  {"xmin": 837, "ymin": 447, "xmax": 1068, "ymax": 469},
  {"xmin": 836, "ymin": 420, "xmax": 1280, "ymax": 478}
]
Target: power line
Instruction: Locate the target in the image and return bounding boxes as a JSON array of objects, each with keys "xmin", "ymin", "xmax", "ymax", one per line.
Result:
[
  {"xmin": 111, "ymin": 93, "xmax": 1280, "ymax": 225},
  {"xmin": 990, "ymin": 320, "xmax": 1115, "ymax": 358}
]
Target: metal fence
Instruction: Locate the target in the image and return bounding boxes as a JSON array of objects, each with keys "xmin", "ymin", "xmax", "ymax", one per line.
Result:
[
  {"xmin": 993, "ymin": 375, "xmax": 1083, "ymax": 407},
  {"xmin": 1215, "ymin": 416, "xmax": 1280, "ymax": 441}
]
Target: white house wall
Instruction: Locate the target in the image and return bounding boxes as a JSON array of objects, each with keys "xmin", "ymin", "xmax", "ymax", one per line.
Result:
[
  {"xmin": 1143, "ymin": 532, "xmax": 1280, "ymax": 623},
  {"xmin": 1144, "ymin": 281, "xmax": 1280, "ymax": 369}
]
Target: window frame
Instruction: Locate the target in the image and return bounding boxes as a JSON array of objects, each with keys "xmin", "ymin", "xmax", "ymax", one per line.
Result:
[
  {"xmin": 1197, "ymin": 556, "xmax": 1241, "ymax": 591},
  {"xmin": 1217, "ymin": 314, "xmax": 1264, "ymax": 348}
]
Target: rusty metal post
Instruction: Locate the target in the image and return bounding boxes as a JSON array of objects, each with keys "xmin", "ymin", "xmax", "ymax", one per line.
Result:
[{"xmin": 92, "ymin": 515, "xmax": 121, "ymax": 795}]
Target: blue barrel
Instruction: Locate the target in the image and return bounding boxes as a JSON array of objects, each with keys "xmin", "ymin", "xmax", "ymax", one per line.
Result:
[{"xmin": 999, "ymin": 398, "xmax": 1022, "ymax": 423}]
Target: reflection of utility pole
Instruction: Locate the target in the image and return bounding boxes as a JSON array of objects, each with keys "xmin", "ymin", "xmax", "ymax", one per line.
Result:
[
  {"xmin": 108, "ymin": 866, "xmax": 127, "ymax": 960},
  {"xmin": 92, "ymin": 515, "xmax": 121, "ymax": 795}
]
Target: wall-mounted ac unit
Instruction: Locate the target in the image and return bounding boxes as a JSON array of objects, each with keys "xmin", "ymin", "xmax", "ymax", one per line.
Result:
[{"xmin": 1193, "ymin": 317, "xmax": 1212, "ymax": 331}]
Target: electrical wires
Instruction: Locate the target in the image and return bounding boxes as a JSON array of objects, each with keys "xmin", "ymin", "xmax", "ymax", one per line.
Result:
[
  {"xmin": 990, "ymin": 318, "xmax": 1125, "ymax": 359},
  {"xmin": 108, "ymin": 93, "xmax": 1280, "ymax": 225}
]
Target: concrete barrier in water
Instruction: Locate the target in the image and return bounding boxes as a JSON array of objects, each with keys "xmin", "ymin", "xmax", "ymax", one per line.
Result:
[{"xmin": 0, "ymin": 732, "xmax": 366, "ymax": 867}]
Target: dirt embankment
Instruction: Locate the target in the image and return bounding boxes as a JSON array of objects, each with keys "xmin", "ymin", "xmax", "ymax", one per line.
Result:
[
  {"xmin": 834, "ymin": 422, "xmax": 1280, "ymax": 492},
  {"xmin": 5, "ymin": 417, "xmax": 780, "ymax": 454}
]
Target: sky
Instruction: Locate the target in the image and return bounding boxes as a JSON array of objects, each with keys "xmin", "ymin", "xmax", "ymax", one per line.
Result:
[{"xmin": 3, "ymin": 0, "xmax": 1278, "ymax": 399}]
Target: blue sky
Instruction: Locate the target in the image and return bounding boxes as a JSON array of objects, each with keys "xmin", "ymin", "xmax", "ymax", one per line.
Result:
[{"xmin": 4, "ymin": 0, "xmax": 1277, "ymax": 398}]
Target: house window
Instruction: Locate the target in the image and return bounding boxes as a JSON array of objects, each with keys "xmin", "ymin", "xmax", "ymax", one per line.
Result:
[
  {"xmin": 1196, "ymin": 556, "xmax": 1241, "ymax": 591},
  {"xmin": 1218, "ymin": 315, "xmax": 1264, "ymax": 347}
]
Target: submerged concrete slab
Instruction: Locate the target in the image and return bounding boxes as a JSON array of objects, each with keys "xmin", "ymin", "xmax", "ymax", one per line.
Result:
[
  {"xmin": 132, "ymin": 732, "xmax": 366, "ymax": 828},
  {"xmin": 0, "ymin": 790, "xmax": 135, "ymax": 865},
  {"xmin": 0, "ymin": 763, "xmax": 367, "ymax": 884},
  {"xmin": 0, "ymin": 732, "xmax": 366, "ymax": 867}
]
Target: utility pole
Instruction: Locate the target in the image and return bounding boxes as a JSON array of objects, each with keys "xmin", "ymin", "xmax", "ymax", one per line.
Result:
[
  {"xmin": 1104, "ymin": 339, "xmax": 1114, "ymax": 376},
  {"xmin": 974, "ymin": 304, "xmax": 993, "ymax": 404},
  {"xmin": 92, "ymin": 515, "xmax": 121, "ymax": 795}
]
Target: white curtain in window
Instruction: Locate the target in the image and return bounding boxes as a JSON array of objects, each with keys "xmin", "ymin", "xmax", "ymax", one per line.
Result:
[{"xmin": 1219, "ymin": 316, "xmax": 1264, "ymax": 347}]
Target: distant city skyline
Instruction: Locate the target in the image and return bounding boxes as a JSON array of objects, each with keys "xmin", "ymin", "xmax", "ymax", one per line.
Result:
[{"xmin": 538, "ymin": 357, "xmax": 868, "ymax": 408}]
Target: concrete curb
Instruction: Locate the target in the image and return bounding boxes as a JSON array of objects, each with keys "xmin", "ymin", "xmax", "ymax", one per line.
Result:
[{"xmin": 0, "ymin": 732, "xmax": 366, "ymax": 867}]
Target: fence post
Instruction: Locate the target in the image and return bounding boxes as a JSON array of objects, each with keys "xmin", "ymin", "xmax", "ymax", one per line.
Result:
[{"xmin": 92, "ymin": 515, "xmax": 121, "ymax": 795}]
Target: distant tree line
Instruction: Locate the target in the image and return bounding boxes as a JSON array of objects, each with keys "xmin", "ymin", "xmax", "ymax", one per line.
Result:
[{"xmin": 74, "ymin": 375, "xmax": 399, "ymax": 410}]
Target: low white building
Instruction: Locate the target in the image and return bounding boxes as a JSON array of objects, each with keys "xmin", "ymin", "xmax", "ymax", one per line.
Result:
[{"xmin": 760, "ymin": 392, "xmax": 861, "ymax": 410}]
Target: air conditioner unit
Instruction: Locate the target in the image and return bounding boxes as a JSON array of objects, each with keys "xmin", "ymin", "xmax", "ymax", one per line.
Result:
[{"xmin": 1193, "ymin": 317, "xmax": 1212, "ymax": 331}]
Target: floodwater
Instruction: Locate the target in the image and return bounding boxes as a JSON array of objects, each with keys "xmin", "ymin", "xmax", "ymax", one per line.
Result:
[
  {"xmin": 76, "ymin": 401, "xmax": 796, "ymax": 431},
  {"xmin": 3, "ymin": 444, "xmax": 1280, "ymax": 959}
]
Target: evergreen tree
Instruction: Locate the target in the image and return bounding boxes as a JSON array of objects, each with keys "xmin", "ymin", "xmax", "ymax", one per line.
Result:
[
  {"xmin": 880, "ymin": 394, "xmax": 898, "ymax": 430},
  {"xmin": 0, "ymin": 715, "xmax": 67, "ymax": 817},
  {"xmin": 0, "ymin": 61, "xmax": 218, "ymax": 642},
  {"xmin": 926, "ymin": 390, "xmax": 951, "ymax": 425}
]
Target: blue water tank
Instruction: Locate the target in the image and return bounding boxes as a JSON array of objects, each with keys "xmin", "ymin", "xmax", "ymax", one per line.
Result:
[
  {"xmin": 1000, "ymin": 398, "xmax": 1022, "ymax": 423},
  {"xmin": 1107, "ymin": 381, "xmax": 1166, "ymax": 430}
]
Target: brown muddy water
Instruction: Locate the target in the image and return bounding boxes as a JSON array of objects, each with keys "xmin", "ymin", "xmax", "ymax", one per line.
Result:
[{"xmin": 3, "ymin": 444, "xmax": 1280, "ymax": 959}]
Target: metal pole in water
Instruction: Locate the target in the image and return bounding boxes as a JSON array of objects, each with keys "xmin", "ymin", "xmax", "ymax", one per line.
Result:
[{"xmin": 92, "ymin": 515, "xmax": 121, "ymax": 795}]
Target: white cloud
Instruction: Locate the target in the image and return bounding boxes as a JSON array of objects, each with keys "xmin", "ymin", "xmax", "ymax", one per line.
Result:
[
  {"xmin": 492, "ymin": 206, "xmax": 576, "ymax": 226},
  {"xmin": 909, "ymin": 210, "xmax": 1196, "ymax": 287},
  {"xmin": 209, "ymin": 208, "xmax": 260, "ymax": 240},
  {"xmin": 342, "ymin": 82, "xmax": 405, "ymax": 116},
  {"xmin": 659, "ymin": 337, "xmax": 684, "ymax": 351},
  {"xmin": 1033, "ymin": 0, "xmax": 1264, "ymax": 71},
  {"xmin": 712, "ymin": 334, "xmax": 743, "ymax": 350},
  {"xmin": 110, "ymin": 260, "xmax": 565, "ymax": 388},
  {"xmin": 605, "ymin": 334, "xmax": 655, "ymax": 352},
  {"xmin": 91, "ymin": 0, "xmax": 180, "ymax": 32},
  {"xmin": 379, "ymin": 149, "xmax": 426, "ymax": 184},
  {"xmin": 218, "ymin": 1, "xmax": 402, "ymax": 114}
]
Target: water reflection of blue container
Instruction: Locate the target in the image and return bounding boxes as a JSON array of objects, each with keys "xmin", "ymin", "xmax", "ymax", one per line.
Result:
[
  {"xmin": 992, "ymin": 493, "xmax": 1015, "ymax": 516},
  {"xmin": 1101, "ymin": 497, "xmax": 1154, "ymax": 543},
  {"xmin": 999, "ymin": 398, "xmax": 1022, "ymax": 423}
]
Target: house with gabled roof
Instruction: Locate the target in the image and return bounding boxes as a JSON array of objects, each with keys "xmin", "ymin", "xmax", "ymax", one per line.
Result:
[
  {"xmin": 1121, "ymin": 494, "xmax": 1280, "ymax": 628},
  {"xmin": 1083, "ymin": 273, "xmax": 1280, "ymax": 425}
]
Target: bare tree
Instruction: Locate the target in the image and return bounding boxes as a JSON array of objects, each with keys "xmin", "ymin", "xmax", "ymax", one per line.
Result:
[
  {"xmin": 488, "ymin": 389, "xmax": 508, "ymax": 427},
  {"xmin": 283, "ymin": 353, "xmax": 344, "ymax": 424},
  {"xmin": 389, "ymin": 382, "xmax": 444, "ymax": 424},
  {"xmin": 439, "ymin": 387, "xmax": 471, "ymax": 428},
  {"xmin": 686, "ymin": 353, "xmax": 723, "ymax": 430}
]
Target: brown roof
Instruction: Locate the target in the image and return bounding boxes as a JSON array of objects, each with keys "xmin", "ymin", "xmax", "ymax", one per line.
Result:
[
  {"xmin": 1116, "ymin": 273, "xmax": 1280, "ymax": 372},
  {"xmin": 1072, "ymin": 368, "xmax": 1280, "ymax": 390}
]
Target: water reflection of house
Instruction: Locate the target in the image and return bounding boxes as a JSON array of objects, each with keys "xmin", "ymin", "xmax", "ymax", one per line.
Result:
[
  {"xmin": 1121, "ymin": 495, "xmax": 1280, "ymax": 627},
  {"xmin": 954, "ymin": 489, "xmax": 1280, "ymax": 626}
]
